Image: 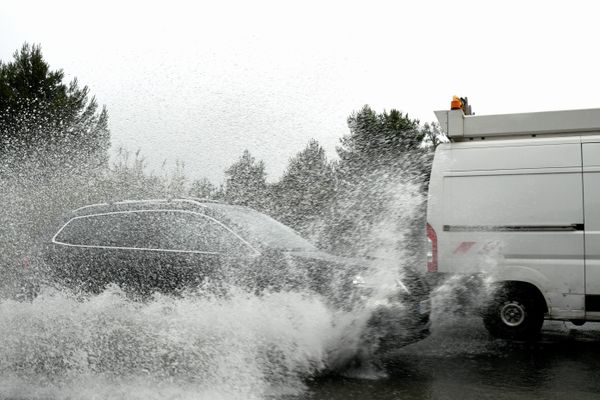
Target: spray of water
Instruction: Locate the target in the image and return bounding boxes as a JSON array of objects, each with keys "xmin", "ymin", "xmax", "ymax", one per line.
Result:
[
  {"xmin": 1, "ymin": 286, "xmax": 336, "ymax": 399},
  {"xmin": 430, "ymin": 239, "xmax": 504, "ymax": 325},
  {"xmin": 0, "ymin": 151, "xmax": 434, "ymax": 399}
]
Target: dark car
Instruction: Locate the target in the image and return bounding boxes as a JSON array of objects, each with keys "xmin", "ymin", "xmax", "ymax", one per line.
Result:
[{"xmin": 31, "ymin": 198, "xmax": 430, "ymax": 357}]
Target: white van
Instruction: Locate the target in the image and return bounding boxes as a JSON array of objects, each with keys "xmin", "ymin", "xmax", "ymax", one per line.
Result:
[{"xmin": 427, "ymin": 98, "xmax": 600, "ymax": 339}]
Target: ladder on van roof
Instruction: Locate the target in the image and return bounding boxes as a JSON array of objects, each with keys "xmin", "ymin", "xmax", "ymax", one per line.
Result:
[{"xmin": 435, "ymin": 97, "xmax": 600, "ymax": 141}]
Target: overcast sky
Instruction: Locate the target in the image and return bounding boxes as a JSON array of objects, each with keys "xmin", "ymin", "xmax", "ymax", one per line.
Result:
[{"xmin": 2, "ymin": 0, "xmax": 599, "ymax": 182}]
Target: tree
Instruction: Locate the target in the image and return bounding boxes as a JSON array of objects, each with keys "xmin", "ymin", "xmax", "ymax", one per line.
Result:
[
  {"xmin": 0, "ymin": 43, "xmax": 111, "ymax": 294},
  {"xmin": 0, "ymin": 43, "xmax": 110, "ymax": 174},
  {"xmin": 320, "ymin": 106, "xmax": 430, "ymax": 256},
  {"xmin": 224, "ymin": 150, "xmax": 268, "ymax": 209},
  {"xmin": 96, "ymin": 148, "xmax": 163, "ymax": 200},
  {"xmin": 336, "ymin": 105, "xmax": 425, "ymax": 180},
  {"xmin": 163, "ymin": 160, "xmax": 187, "ymax": 197},
  {"xmin": 189, "ymin": 177, "xmax": 218, "ymax": 200},
  {"xmin": 421, "ymin": 122, "xmax": 447, "ymax": 150},
  {"xmin": 271, "ymin": 139, "xmax": 335, "ymax": 234}
]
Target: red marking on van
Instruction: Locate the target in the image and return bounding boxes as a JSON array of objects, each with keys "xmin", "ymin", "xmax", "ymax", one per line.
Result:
[{"xmin": 453, "ymin": 242, "xmax": 475, "ymax": 254}]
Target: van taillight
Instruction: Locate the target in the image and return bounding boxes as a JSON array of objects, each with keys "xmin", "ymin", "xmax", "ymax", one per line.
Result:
[{"xmin": 426, "ymin": 223, "xmax": 438, "ymax": 273}]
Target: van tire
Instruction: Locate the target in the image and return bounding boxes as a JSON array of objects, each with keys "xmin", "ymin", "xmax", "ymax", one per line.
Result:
[{"xmin": 482, "ymin": 285, "xmax": 544, "ymax": 340}]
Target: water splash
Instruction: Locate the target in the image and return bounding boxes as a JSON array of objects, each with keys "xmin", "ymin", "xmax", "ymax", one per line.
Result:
[
  {"xmin": 0, "ymin": 285, "xmax": 356, "ymax": 399},
  {"xmin": 0, "ymin": 147, "xmax": 433, "ymax": 399}
]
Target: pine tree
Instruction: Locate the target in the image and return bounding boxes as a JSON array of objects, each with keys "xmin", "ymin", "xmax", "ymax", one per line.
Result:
[
  {"xmin": 337, "ymin": 105, "xmax": 425, "ymax": 182},
  {"xmin": 272, "ymin": 139, "xmax": 335, "ymax": 234},
  {"xmin": 321, "ymin": 106, "xmax": 430, "ymax": 256},
  {"xmin": 0, "ymin": 43, "xmax": 110, "ymax": 174},
  {"xmin": 224, "ymin": 150, "xmax": 267, "ymax": 209},
  {"xmin": 0, "ymin": 43, "xmax": 110, "ymax": 293}
]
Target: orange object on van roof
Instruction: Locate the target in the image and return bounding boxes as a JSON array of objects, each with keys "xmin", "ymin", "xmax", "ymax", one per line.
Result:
[{"xmin": 450, "ymin": 96, "xmax": 462, "ymax": 110}]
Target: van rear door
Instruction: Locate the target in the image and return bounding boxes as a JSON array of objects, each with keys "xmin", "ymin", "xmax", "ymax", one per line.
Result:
[{"xmin": 582, "ymin": 138, "xmax": 600, "ymax": 316}]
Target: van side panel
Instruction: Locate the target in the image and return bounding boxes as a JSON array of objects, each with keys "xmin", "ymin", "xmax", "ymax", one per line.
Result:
[
  {"xmin": 429, "ymin": 141, "xmax": 585, "ymax": 318},
  {"xmin": 443, "ymin": 172, "xmax": 582, "ymax": 227},
  {"xmin": 439, "ymin": 141, "xmax": 581, "ymax": 172},
  {"xmin": 583, "ymin": 141, "xmax": 600, "ymax": 316}
]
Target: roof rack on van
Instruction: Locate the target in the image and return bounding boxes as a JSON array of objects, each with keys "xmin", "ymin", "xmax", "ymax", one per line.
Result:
[{"xmin": 435, "ymin": 98, "xmax": 600, "ymax": 141}]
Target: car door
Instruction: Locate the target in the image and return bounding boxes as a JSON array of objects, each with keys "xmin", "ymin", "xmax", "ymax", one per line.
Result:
[
  {"xmin": 50, "ymin": 209, "xmax": 256, "ymax": 295},
  {"xmin": 141, "ymin": 210, "xmax": 256, "ymax": 293},
  {"xmin": 49, "ymin": 212, "xmax": 138, "ymax": 293}
]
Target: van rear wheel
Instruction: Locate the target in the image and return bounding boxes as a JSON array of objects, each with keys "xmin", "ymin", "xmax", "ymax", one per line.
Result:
[{"xmin": 482, "ymin": 286, "xmax": 544, "ymax": 340}]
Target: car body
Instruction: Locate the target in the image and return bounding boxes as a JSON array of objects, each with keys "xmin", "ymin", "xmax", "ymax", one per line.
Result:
[
  {"xmin": 31, "ymin": 198, "xmax": 430, "ymax": 355},
  {"xmin": 427, "ymin": 104, "xmax": 600, "ymax": 339}
]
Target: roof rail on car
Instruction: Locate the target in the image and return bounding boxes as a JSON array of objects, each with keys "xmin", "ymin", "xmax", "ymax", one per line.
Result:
[
  {"xmin": 72, "ymin": 198, "xmax": 212, "ymax": 213},
  {"xmin": 182, "ymin": 197, "xmax": 223, "ymax": 204}
]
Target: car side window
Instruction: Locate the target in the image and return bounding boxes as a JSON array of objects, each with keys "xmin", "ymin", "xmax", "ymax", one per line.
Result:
[
  {"xmin": 54, "ymin": 213, "xmax": 142, "ymax": 248},
  {"xmin": 159, "ymin": 211, "xmax": 248, "ymax": 253},
  {"xmin": 54, "ymin": 210, "xmax": 250, "ymax": 253}
]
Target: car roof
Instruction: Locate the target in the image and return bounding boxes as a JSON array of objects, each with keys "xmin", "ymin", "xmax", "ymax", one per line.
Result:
[{"xmin": 69, "ymin": 198, "xmax": 225, "ymax": 218}]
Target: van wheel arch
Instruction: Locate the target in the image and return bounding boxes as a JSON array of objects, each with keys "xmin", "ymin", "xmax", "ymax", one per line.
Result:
[
  {"xmin": 482, "ymin": 281, "xmax": 547, "ymax": 340},
  {"xmin": 493, "ymin": 281, "xmax": 548, "ymax": 313}
]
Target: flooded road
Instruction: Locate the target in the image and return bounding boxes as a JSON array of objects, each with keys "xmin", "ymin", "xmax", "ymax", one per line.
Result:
[
  {"xmin": 3, "ymin": 286, "xmax": 600, "ymax": 400},
  {"xmin": 297, "ymin": 317, "xmax": 600, "ymax": 400}
]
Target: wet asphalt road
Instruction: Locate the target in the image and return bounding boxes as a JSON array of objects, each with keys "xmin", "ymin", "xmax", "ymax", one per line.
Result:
[{"xmin": 297, "ymin": 316, "xmax": 600, "ymax": 400}]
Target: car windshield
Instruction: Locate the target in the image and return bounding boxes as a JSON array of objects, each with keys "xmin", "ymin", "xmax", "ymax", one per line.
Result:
[{"xmin": 208, "ymin": 204, "xmax": 318, "ymax": 252}]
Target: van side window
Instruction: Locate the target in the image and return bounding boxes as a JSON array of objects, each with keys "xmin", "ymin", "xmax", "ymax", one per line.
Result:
[{"xmin": 54, "ymin": 210, "xmax": 247, "ymax": 253}]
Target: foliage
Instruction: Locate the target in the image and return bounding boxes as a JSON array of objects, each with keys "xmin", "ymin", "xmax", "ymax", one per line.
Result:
[
  {"xmin": 189, "ymin": 177, "xmax": 219, "ymax": 200},
  {"xmin": 270, "ymin": 140, "xmax": 335, "ymax": 235},
  {"xmin": 95, "ymin": 148, "xmax": 164, "ymax": 200},
  {"xmin": 0, "ymin": 44, "xmax": 440, "ymax": 289},
  {"xmin": 319, "ymin": 106, "xmax": 431, "ymax": 256},
  {"xmin": 0, "ymin": 43, "xmax": 110, "ymax": 174},
  {"xmin": 164, "ymin": 160, "xmax": 187, "ymax": 197},
  {"xmin": 421, "ymin": 122, "xmax": 447, "ymax": 149},
  {"xmin": 336, "ymin": 105, "xmax": 425, "ymax": 180},
  {"xmin": 224, "ymin": 150, "xmax": 268, "ymax": 209},
  {"xmin": 0, "ymin": 43, "xmax": 113, "ymax": 292}
]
